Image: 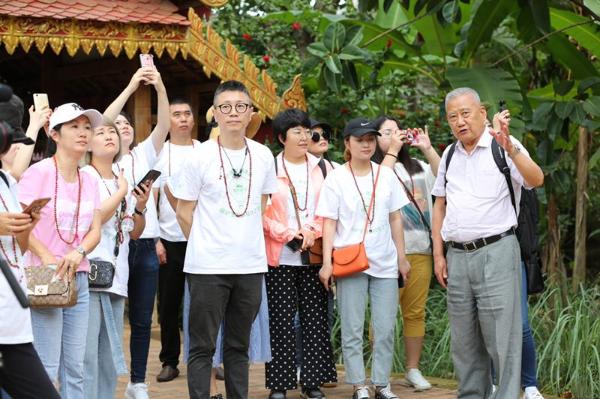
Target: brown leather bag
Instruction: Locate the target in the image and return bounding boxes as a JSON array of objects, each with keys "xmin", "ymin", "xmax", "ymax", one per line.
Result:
[
  {"xmin": 309, "ymin": 238, "xmax": 323, "ymax": 265},
  {"xmin": 332, "ymin": 165, "xmax": 381, "ymax": 277},
  {"xmin": 25, "ymin": 265, "xmax": 78, "ymax": 308}
]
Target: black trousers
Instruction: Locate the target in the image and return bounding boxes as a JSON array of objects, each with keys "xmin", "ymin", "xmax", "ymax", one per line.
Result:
[
  {"xmin": 0, "ymin": 343, "xmax": 60, "ymax": 399},
  {"xmin": 187, "ymin": 273, "xmax": 263, "ymax": 399},
  {"xmin": 265, "ymin": 265, "xmax": 337, "ymax": 390},
  {"xmin": 158, "ymin": 239, "xmax": 187, "ymax": 368}
]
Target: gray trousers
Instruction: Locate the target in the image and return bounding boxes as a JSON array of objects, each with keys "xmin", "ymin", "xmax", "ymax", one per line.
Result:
[{"xmin": 446, "ymin": 235, "xmax": 522, "ymax": 399}]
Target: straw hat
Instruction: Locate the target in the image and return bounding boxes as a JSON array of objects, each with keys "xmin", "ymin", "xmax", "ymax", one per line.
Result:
[{"xmin": 206, "ymin": 106, "xmax": 262, "ymax": 140}]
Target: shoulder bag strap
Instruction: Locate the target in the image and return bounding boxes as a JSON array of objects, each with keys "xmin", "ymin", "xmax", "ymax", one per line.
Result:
[
  {"xmin": 491, "ymin": 139, "xmax": 517, "ymax": 215},
  {"xmin": 393, "ymin": 169, "xmax": 431, "ymax": 233}
]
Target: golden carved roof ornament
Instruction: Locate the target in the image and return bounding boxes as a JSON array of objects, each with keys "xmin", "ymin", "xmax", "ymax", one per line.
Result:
[
  {"xmin": 199, "ymin": 0, "xmax": 230, "ymax": 7},
  {"xmin": 281, "ymin": 74, "xmax": 307, "ymax": 111},
  {"xmin": 0, "ymin": 7, "xmax": 307, "ymax": 119},
  {"xmin": 0, "ymin": 16, "xmax": 188, "ymax": 59}
]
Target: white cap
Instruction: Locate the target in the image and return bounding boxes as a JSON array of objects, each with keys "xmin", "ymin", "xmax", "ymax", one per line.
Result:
[{"xmin": 49, "ymin": 103, "xmax": 104, "ymax": 131}]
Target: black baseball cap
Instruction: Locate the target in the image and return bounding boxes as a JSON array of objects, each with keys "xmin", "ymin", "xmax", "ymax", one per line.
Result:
[
  {"xmin": 0, "ymin": 95, "xmax": 35, "ymax": 145},
  {"xmin": 342, "ymin": 117, "xmax": 380, "ymax": 138},
  {"xmin": 309, "ymin": 118, "xmax": 332, "ymax": 135}
]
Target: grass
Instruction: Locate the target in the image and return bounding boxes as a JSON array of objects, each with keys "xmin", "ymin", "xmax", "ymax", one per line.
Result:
[{"xmin": 329, "ymin": 282, "xmax": 600, "ymax": 398}]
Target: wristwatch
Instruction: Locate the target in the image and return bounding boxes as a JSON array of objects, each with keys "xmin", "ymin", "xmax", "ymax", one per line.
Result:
[
  {"xmin": 134, "ymin": 207, "xmax": 147, "ymax": 216},
  {"xmin": 76, "ymin": 245, "xmax": 86, "ymax": 257}
]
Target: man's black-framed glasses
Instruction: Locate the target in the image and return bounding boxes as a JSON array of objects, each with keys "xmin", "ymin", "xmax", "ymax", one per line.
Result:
[
  {"xmin": 215, "ymin": 103, "xmax": 251, "ymax": 114},
  {"xmin": 311, "ymin": 130, "xmax": 330, "ymax": 142}
]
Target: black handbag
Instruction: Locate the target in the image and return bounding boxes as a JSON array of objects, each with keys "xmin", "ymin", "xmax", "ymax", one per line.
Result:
[
  {"xmin": 525, "ymin": 256, "xmax": 544, "ymax": 295},
  {"xmin": 88, "ymin": 259, "xmax": 115, "ymax": 289}
]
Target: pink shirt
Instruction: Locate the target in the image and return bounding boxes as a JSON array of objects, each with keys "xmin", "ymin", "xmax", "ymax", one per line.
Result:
[{"xmin": 18, "ymin": 158, "xmax": 101, "ymax": 272}]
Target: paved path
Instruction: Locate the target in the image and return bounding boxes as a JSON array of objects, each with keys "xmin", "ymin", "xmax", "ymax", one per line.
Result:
[{"xmin": 116, "ymin": 325, "xmax": 457, "ymax": 398}]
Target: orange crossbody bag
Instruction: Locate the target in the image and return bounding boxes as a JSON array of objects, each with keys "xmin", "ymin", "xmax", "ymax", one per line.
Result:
[{"xmin": 332, "ymin": 165, "xmax": 380, "ymax": 277}]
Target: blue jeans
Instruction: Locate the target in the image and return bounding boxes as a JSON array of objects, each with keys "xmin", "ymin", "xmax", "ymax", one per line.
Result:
[
  {"xmin": 521, "ymin": 262, "xmax": 538, "ymax": 388},
  {"xmin": 336, "ymin": 273, "xmax": 398, "ymax": 386},
  {"xmin": 84, "ymin": 292, "xmax": 127, "ymax": 399},
  {"xmin": 31, "ymin": 272, "xmax": 90, "ymax": 399},
  {"xmin": 127, "ymin": 238, "xmax": 159, "ymax": 383}
]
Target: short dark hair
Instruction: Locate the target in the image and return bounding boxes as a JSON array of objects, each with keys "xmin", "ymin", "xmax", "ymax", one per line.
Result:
[
  {"xmin": 213, "ymin": 80, "xmax": 251, "ymax": 104},
  {"xmin": 169, "ymin": 98, "xmax": 192, "ymax": 108},
  {"xmin": 371, "ymin": 115, "xmax": 423, "ymax": 176},
  {"xmin": 272, "ymin": 108, "xmax": 311, "ymax": 146}
]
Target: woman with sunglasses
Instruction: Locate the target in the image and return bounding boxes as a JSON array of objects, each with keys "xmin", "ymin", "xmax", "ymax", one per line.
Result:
[
  {"xmin": 307, "ymin": 119, "xmax": 339, "ymax": 169},
  {"xmin": 102, "ymin": 66, "xmax": 169, "ymax": 399},
  {"xmin": 18, "ymin": 103, "xmax": 104, "ymax": 398},
  {"xmin": 372, "ymin": 116, "xmax": 440, "ymax": 391},
  {"xmin": 317, "ymin": 118, "xmax": 410, "ymax": 399},
  {"xmin": 81, "ymin": 118, "xmax": 151, "ymax": 399},
  {"xmin": 262, "ymin": 109, "xmax": 337, "ymax": 399}
]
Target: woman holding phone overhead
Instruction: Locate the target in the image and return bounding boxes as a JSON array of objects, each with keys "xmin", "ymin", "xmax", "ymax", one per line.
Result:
[
  {"xmin": 316, "ymin": 118, "xmax": 410, "ymax": 399},
  {"xmin": 18, "ymin": 102, "xmax": 103, "ymax": 398},
  {"xmin": 103, "ymin": 65, "xmax": 170, "ymax": 399}
]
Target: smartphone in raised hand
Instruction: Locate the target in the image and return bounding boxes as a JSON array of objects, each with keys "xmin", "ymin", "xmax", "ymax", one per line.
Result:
[
  {"xmin": 33, "ymin": 93, "xmax": 49, "ymax": 111},
  {"xmin": 139, "ymin": 54, "xmax": 154, "ymax": 68}
]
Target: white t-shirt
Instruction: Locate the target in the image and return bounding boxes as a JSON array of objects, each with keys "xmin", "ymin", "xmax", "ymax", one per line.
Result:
[
  {"xmin": 316, "ymin": 162, "xmax": 409, "ymax": 278},
  {"xmin": 170, "ymin": 139, "xmax": 278, "ymax": 274},
  {"xmin": 278, "ymin": 160, "xmax": 317, "ymax": 266},
  {"xmin": 82, "ymin": 166, "xmax": 133, "ymax": 298},
  {"xmin": 118, "ymin": 137, "xmax": 160, "ymax": 239},
  {"xmin": 154, "ymin": 140, "xmax": 201, "ymax": 242},
  {"xmin": 393, "ymin": 160, "xmax": 435, "ymax": 254},
  {"xmin": 0, "ymin": 171, "xmax": 32, "ymax": 344}
]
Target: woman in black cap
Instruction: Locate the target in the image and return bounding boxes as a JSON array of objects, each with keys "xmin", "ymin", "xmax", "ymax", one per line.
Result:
[{"xmin": 316, "ymin": 118, "xmax": 411, "ymax": 399}]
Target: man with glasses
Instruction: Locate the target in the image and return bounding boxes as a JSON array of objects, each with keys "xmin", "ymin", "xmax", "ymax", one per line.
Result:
[
  {"xmin": 431, "ymin": 88, "xmax": 544, "ymax": 398},
  {"xmin": 171, "ymin": 80, "xmax": 277, "ymax": 399}
]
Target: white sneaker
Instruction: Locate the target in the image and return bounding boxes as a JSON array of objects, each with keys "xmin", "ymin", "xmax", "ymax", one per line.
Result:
[
  {"xmin": 353, "ymin": 386, "xmax": 371, "ymax": 399},
  {"xmin": 405, "ymin": 368, "xmax": 432, "ymax": 391},
  {"xmin": 374, "ymin": 384, "xmax": 399, "ymax": 399},
  {"xmin": 125, "ymin": 382, "xmax": 149, "ymax": 399},
  {"xmin": 523, "ymin": 387, "xmax": 545, "ymax": 399}
]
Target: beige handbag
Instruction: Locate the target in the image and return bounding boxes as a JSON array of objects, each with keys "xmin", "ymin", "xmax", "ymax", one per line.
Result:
[{"xmin": 25, "ymin": 265, "xmax": 78, "ymax": 308}]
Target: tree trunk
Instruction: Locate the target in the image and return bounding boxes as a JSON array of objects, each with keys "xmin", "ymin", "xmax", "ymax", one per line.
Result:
[
  {"xmin": 573, "ymin": 126, "xmax": 589, "ymax": 290},
  {"xmin": 543, "ymin": 194, "xmax": 567, "ymax": 293}
]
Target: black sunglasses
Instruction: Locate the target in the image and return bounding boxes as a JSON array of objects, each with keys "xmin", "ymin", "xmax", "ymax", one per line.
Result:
[{"xmin": 311, "ymin": 130, "xmax": 331, "ymax": 142}]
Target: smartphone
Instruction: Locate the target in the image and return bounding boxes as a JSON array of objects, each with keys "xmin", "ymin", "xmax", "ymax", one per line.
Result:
[
  {"xmin": 33, "ymin": 93, "xmax": 49, "ymax": 111},
  {"xmin": 499, "ymin": 100, "xmax": 507, "ymax": 112},
  {"xmin": 136, "ymin": 169, "xmax": 161, "ymax": 192},
  {"xmin": 22, "ymin": 197, "xmax": 51, "ymax": 215},
  {"xmin": 286, "ymin": 237, "xmax": 303, "ymax": 252},
  {"xmin": 139, "ymin": 54, "xmax": 154, "ymax": 68}
]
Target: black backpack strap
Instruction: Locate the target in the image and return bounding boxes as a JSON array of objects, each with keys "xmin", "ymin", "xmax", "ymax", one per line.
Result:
[
  {"xmin": 317, "ymin": 158, "xmax": 328, "ymax": 179},
  {"xmin": 491, "ymin": 139, "xmax": 517, "ymax": 214},
  {"xmin": 0, "ymin": 170, "xmax": 9, "ymax": 187},
  {"xmin": 443, "ymin": 142, "xmax": 456, "ymax": 191}
]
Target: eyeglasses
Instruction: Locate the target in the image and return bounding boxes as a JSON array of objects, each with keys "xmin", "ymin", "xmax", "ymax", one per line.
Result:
[
  {"xmin": 311, "ymin": 130, "xmax": 330, "ymax": 142},
  {"xmin": 215, "ymin": 103, "xmax": 252, "ymax": 114}
]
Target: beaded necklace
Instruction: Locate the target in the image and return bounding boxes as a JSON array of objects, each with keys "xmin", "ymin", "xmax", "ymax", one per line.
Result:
[
  {"xmin": 348, "ymin": 161, "xmax": 376, "ymax": 232},
  {"xmin": 90, "ymin": 163, "xmax": 127, "ymax": 246},
  {"xmin": 281, "ymin": 153, "xmax": 309, "ymax": 213},
  {"xmin": 217, "ymin": 137, "xmax": 252, "ymax": 217},
  {"xmin": 0, "ymin": 192, "xmax": 22, "ymax": 282},
  {"xmin": 53, "ymin": 156, "xmax": 81, "ymax": 245}
]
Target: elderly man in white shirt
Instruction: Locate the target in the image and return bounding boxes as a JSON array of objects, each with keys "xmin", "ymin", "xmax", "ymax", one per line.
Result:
[{"xmin": 431, "ymin": 87, "xmax": 544, "ymax": 399}]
